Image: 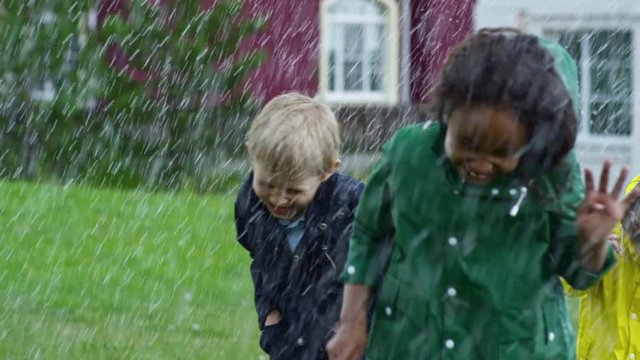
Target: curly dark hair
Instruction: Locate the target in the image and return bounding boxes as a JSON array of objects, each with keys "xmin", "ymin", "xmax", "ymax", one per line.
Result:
[{"xmin": 428, "ymin": 28, "xmax": 578, "ymax": 178}]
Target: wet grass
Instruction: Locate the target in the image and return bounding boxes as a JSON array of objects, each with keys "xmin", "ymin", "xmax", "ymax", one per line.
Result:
[
  {"xmin": 0, "ymin": 180, "xmax": 584, "ymax": 358},
  {"xmin": 0, "ymin": 181, "xmax": 262, "ymax": 359}
]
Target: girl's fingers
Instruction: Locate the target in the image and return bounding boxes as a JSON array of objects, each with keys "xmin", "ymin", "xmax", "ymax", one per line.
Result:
[
  {"xmin": 598, "ymin": 160, "xmax": 612, "ymax": 194},
  {"xmin": 609, "ymin": 238, "xmax": 623, "ymax": 254},
  {"xmin": 610, "ymin": 166, "xmax": 629, "ymax": 199},
  {"xmin": 584, "ymin": 168, "xmax": 595, "ymax": 193},
  {"xmin": 607, "ymin": 233, "xmax": 621, "ymax": 242}
]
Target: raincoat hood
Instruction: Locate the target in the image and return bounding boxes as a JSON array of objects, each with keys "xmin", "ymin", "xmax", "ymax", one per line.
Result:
[
  {"xmin": 626, "ymin": 175, "xmax": 640, "ymax": 195},
  {"xmin": 538, "ymin": 37, "xmax": 580, "ymax": 117}
]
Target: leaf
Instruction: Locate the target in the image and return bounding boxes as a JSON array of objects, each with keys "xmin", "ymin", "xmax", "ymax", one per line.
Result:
[
  {"xmin": 224, "ymin": 50, "xmax": 267, "ymax": 89},
  {"xmin": 101, "ymin": 15, "xmax": 132, "ymax": 39}
]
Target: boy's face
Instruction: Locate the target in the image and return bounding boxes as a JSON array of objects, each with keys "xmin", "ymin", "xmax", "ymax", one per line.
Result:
[
  {"xmin": 445, "ymin": 103, "xmax": 528, "ymax": 186},
  {"xmin": 251, "ymin": 161, "xmax": 330, "ymax": 220}
]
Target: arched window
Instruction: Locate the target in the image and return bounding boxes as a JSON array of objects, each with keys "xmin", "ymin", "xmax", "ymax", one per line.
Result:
[{"xmin": 319, "ymin": 0, "xmax": 399, "ymax": 105}]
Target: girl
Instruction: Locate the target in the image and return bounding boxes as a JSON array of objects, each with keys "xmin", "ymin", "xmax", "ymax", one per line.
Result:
[
  {"xmin": 327, "ymin": 28, "xmax": 640, "ymax": 359},
  {"xmin": 570, "ymin": 175, "xmax": 640, "ymax": 359}
]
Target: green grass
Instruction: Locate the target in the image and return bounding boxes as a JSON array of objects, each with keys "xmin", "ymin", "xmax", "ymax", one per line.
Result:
[
  {"xmin": 0, "ymin": 180, "xmax": 585, "ymax": 358},
  {"xmin": 0, "ymin": 181, "xmax": 262, "ymax": 359}
]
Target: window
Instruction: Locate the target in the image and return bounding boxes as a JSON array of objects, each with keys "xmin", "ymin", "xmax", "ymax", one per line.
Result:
[
  {"xmin": 544, "ymin": 29, "xmax": 633, "ymax": 136},
  {"xmin": 320, "ymin": 0, "xmax": 398, "ymax": 105}
]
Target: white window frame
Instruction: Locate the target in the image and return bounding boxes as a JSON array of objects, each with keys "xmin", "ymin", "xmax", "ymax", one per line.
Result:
[
  {"xmin": 529, "ymin": 17, "xmax": 638, "ymax": 147},
  {"xmin": 318, "ymin": 0, "xmax": 399, "ymax": 106}
]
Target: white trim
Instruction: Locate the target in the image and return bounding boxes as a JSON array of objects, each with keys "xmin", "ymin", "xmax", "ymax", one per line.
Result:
[
  {"xmin": 529, "ymin": 13, "xmax": 640, "ymax": 24},
  {"xmin": 331, "ymin": 14, "xmax": 386, "ymax": 23},
  {"xmin": 383, "ymin": 0, "xmax": 400, "ymax": 105},
  {"xmin": 530, "ymin": 17, "xmax": 640, "ymax": 35},
  {"xmin": 579, "ymin": 34, "xmax": 590, "ymax": 135},
  {"xmin": 632, "ymin": 23, "xmax": 640, "ymax": 176},
  {"xmin": 399, "ymin": 0, "xmax": 411, "ymax": 104},
  {"xmin": 319, "ymin": 0, "xmax": 399, "ymax": 106}
]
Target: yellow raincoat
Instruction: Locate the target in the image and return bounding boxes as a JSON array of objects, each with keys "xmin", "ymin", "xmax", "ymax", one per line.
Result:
[{"xmin": 570, "ymin": 175, "xmax": 640, "ymax": 359}]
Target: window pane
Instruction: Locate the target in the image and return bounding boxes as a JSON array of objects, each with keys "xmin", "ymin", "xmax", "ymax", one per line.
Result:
[
  {"xmin": 590, "ymin": 60, "xmax": 632, "ymax": 97},
  {"xmin": 367, "ymin": 24, "xmax": 384, "ymax": 91},
  {"xmin": 343, "ymin": 25, "xmax": 364, "ymax": 91},
  {"xmin": 589, "ymin": 31, "xmax": 632, "ymax": 97},
  {"xmin": 590, "ymin": 59, "xmax": 611, "ymax": 96},
  {"xmin": 590, "ymin": 101, "xmax": 631, "ymax": 135},
  {"xmin": 344, "ymin": 25, "xmax": 364, "ymax": 60},
  {"xmin": 588, "ymin": 30, "xmax": 632, "ymax": 135},
  {"xmin": 613, "ymin": 66, "xmax": 632, "ymax": 96},
  {"xmin": 590, "ymin": 30, "xmax": 631, "ymax": 64},
  {"xmin": 344, "ymin": 61, "xmax": 363, "ymax": 91},
  {"xmin": 370, "ymin": 48, "xmax": 382, "ymax": 91}
]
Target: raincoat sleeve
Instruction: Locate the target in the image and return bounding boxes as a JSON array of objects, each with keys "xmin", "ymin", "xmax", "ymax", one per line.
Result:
[
  {"xmin": 234, "ymin": 187, "xmax": 273, "ymax": 330},
  {"xmin": 340, "ymin": 138, "xmax": 395, "ymax": 288},
  {"xmin": 548, "ymin": 151, "xmax": 616, "ymax": 290},
  {"xmin": 562, "ymin": 223, "xmax": 621, "ymax": 297}
]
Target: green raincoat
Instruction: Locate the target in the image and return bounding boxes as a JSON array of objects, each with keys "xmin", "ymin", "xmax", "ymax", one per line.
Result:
[{"xmin": 341, "ymin": 37, "xmax": 616, "ymax": 359}]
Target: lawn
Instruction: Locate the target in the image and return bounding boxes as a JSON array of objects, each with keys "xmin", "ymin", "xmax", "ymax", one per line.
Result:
[
  {"xmin": 0, "ymin": 180, "xmax": 583, "ymax": 359},
  {"xmin": 0, "ymin": 181, "xmax": 262, "ymax": 359}
]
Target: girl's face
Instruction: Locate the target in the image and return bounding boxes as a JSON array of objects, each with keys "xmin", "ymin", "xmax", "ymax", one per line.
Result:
[{"xmin": 445, "ymin": 103, "xmax": 528, "ymax": 186}]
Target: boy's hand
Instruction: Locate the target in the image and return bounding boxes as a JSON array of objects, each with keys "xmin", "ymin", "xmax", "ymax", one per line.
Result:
[
  {"xmin": 260, "ymin": 310, "xmax": 285, "ymax": 354},
  {"xmin": 576, "ymin": 161, "xmax": 640, "ymax": 272},
  {"xmin": 265, "ymin": 310, "xmax": 282, "ymax": 326}
]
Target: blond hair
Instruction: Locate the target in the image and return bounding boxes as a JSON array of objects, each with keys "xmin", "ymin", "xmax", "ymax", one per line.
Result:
[{"xmin": 246, "ymin": 93, "xmax": 340, "ymax": 180}]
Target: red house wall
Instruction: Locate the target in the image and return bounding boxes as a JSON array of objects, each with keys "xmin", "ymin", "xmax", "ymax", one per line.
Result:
[
  {"xmin": 237, "ymin": 0, "xmax": 321, "ymax": 103},
  {"xmin": 98, "ymin": 0, "xmax": 475, "ymax": 106},
  {"xmin": 98, "ymin": 0, "xmax": 320, "ymax": 104},
  {"xmin": 241, "ymin": 0, "xmax": 476, "ymax": 105},
  {"xmin": 410, "ymin": 0, "xmax": 476, "ymax": 104}
]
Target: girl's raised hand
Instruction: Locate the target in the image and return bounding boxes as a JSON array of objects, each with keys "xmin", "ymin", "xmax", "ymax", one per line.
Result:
[{"xmin": 576, "ymin": 161, "xmax": 640, "ymax": 271}]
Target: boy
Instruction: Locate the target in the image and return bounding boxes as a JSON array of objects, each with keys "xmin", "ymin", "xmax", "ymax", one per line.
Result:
[
  {"xmin": 571, "ymin": 175, "xmax": 640, "ymax": 359},
  {"xmin": 235, "ymin": 93, "xmax": 363, "ymax": 359}
]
